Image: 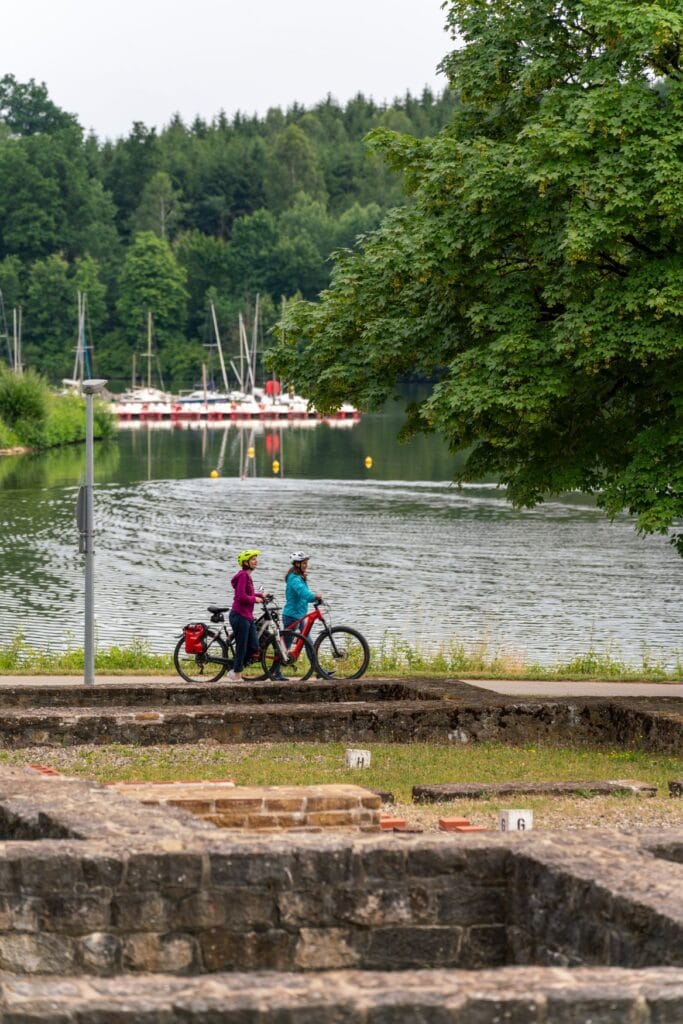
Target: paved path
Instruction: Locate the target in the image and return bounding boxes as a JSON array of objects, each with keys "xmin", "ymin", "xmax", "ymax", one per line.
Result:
[
  {"xmin": 0, "ymin": 675, "xmax": 680, "ymax": 698},
  {"xmin": 465, "ymin": 680, "xmax": 683, "ymax": 698}
]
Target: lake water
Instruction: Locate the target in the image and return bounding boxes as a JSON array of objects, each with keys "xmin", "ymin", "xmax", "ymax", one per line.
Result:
[{"xmin": 0, "ymin": 411, "xmax": 680, "ymax": 666}]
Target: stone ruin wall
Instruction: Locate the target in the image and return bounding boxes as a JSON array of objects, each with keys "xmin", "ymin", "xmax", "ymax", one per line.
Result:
[{"xmin": 0, "ymin": 770, "xmax": 680, "ymax": 979}]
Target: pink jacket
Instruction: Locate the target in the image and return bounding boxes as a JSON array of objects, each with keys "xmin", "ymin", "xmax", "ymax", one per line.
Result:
[{"xmin": 231, "ymin": 569, "xmax": 260, "ymax": 620}]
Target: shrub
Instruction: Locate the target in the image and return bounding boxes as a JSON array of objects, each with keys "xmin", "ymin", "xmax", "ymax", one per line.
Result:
[{"xmin": 0, "ymin": 368, "xmax": 47, "ymax": 434}]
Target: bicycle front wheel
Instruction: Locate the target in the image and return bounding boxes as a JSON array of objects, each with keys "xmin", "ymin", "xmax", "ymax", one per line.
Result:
[
  {"xmin": 262, "ymin": 631, "xmax": 315, "ymax": 682},
  {"xmin": 313, "ymin": 626, "xmax": 370, "ymax": 680},
  {"xmin": 173, "ymin": 629, "xmax": 228, "ymax": 684},
  {"xmin": 240, "ymin": 643, "xmax": 269, "ymax": 682}
]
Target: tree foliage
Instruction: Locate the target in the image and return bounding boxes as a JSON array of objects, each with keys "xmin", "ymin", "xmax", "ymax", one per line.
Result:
[
  {"xmin": 271, "ymin": 0, "xmax": 683, "ymax": 554},
  {"xmin": 0, "ymin": 79, "xmax": 455, "ymax": 389}
]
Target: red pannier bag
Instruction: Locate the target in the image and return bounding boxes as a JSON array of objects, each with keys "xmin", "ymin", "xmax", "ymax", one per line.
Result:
[{"xmin": 184, "ymin": 623, "xmax": 206, "ymax": 654}]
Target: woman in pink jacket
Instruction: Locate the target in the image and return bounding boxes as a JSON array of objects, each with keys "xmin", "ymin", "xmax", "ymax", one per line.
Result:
[{"xmin": 227, "ymin": 548, "xmax": 264, "ymax": 681}]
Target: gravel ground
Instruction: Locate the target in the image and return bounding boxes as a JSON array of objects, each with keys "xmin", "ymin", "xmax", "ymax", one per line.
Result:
[{"xmin": 389, "ymin": 798, "xmax": 683, "ymax": 833}]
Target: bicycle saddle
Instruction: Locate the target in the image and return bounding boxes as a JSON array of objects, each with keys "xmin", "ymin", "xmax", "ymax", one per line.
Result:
[{"xmin": 207, "ymin": 605, "xmax": 230, "ymax": 614}]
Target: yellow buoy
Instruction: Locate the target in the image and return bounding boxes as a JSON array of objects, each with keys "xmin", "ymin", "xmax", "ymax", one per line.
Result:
[
  {"xmin": 272, "ymin": 459, "xmax": 280, "ymax": 474},
  {"xmin": 247, "ymin": 446, "xmax": 255, "ymax": 459},
  {"xmin": 364, "ymin": 456, "xmax": 373, "ymax": 469},
  {"xmin": 210, "ymin": 469, "xmax": 218, "ymax": 479}
]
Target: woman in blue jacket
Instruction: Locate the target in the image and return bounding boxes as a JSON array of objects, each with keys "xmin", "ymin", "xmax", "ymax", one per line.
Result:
[{"xmin": 283, "ymin": 551, "xmax": 323, "ymax": 634}]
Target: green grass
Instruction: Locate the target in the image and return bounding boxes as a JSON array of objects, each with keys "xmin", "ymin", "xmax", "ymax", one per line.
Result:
[
  {"xmin": 3, "ymin": 742, "xmax": 680, "ymax": 800},
  {"xmin": 373, "ymin": 635, "xmax": 683, "ymax": 681},
  {"xmin": 0, "ymin": 633, "xmax": 680, "ymax": 681}
]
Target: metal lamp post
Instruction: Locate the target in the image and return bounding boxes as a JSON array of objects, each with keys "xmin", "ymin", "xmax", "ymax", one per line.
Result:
[{"xmin": 78, "ymin": 379, "xmax": 107, "ymax": 685}]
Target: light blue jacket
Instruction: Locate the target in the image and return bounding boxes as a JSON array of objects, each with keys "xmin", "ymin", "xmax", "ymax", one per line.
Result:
[{"xmin": 283, "ymin": 572, "xmax": 316, "ymax": 622}]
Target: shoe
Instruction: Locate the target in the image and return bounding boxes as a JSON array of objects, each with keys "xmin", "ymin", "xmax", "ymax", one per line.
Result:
[
  {"xmin": 226, "ymin": 670, "xmax": 243, "ymax": 682},
  {"xmin": 271, "ymin": 672, "xmax": 286, "ymax": 682}
]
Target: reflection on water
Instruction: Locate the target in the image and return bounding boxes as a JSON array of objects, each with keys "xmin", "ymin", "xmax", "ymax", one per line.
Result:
[{"xmin": 0, "ymin": 417, "xmax": 679, "ymax": 665}]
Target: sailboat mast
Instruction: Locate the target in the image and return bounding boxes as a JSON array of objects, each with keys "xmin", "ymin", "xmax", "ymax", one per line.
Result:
[
  {"xmin": 12, "ymin": 307, "xmax": 22, "ymax": 376},
  {"xmin": 210, "ymin": 302, "xmax": 230, "ymax": 394},
  {"xmin": 239, "ymin": 313, "xmax": 253, "ymax": 394},
  {"xmin": 147, "ymin": 311, "xmax": 153, "ymax": 390},
  {"xmin": 251, "ymin": 294, "xmax": 259, "ymax": 393},
  {"xmin": 0, "ymin": 289, "xmax": 11, "ymax": 366},
  {"xmin": 71, "ymin": 292, "xmax": 82, "ymax": 387}
]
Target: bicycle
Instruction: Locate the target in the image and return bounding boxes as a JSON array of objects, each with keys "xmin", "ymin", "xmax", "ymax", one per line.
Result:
[
  {"xmin": 279, "ymin": 601, "xmax": 370, "ymax": 680},
  {"xmin": 173, "ymin": 596, "xmax": 315, "ymax": 684}
]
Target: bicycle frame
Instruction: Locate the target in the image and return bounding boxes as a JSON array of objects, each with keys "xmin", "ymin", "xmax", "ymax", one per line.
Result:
[{"xmin": 284, "ymin": 602, "xmax": 344, "ymax": 658}]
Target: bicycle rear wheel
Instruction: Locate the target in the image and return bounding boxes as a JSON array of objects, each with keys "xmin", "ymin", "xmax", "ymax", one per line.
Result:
[
  {"xmin": 173, "ymin": 630, "xmax": 228, "ymax": 684},
  {"xmin": 262, "ymin": 631, "xmax": 315, "ymax": 682},
  {"xmin": 313, "ymin": 626, "xmax": 370, "ymax": 680}
]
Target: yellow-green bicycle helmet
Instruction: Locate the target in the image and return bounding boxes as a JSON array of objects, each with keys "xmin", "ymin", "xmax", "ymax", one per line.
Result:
[{"xmin": 237, "ymin": 548, "xmax": 261, "ymax": 567}]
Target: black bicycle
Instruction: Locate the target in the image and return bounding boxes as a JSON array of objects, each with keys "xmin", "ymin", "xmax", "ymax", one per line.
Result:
[{"xmin": 173, "ymin": 596, "xmax": 316, "ymax": 684}]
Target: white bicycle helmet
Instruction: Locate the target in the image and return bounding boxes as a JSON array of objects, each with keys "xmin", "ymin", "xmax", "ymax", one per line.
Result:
[{"xmin": 291, "ymin": 551, "xmax": 309, "ymax": 563}]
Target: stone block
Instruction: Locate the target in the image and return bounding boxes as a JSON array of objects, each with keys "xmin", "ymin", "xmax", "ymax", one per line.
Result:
[
  {"xmin": 213, "ymin": 796, "xmax": 263, "ymax": 811},
  {"xmin": 668, "ymin": 780, "xmax": 683, "ymax": 797},
  {"xmin": 199, "ymin": 927, "xmax": 295, "ymax": 971},
  {"xmin": 544, "ymin": 995, "xmax": 644, "ymax": 1022},
  {"xmin": 82, "ymin": 854, "xmax": 125, "ymax": 888},
  {"xmin": 0, "ymin": 893, "xmax": 43, "ymax": 932},
  {"xmin": 219, "ymin": 888, "xmax": 278, "ymax": 929},
  {"xmin": 354, "ymin": 844, "xmax": 407, "ymax": 880},
  {"xmin": 365, "ymin": 926, "xmax": 462, "ymax": 968},
  {"xmin": 278, "ymin": 889, "xmax": 337, "ymax": 928},
  {"xmin": 459, "ymin": 924, "xmax": 509, "ymax": 968},
  {"xmin": 291, "ymin": 845, "xmax": 354, "ymax": 886},
  {"xmin": 19, "ymin": 853, "xmax": 85, "ymax": 892},
  {"xmin": 307, "ymin": 811, "xmax": 357, "ymax": 828},
  {"xmin": 123, "ymin": 853, "xmax": 203, "ymax": 892},
  {"xmin": 649, "ymin": 993, "xmax": 683, "ymax": 1023},
  {"xmin": 165, "ymin": 799, "xmax": 214, "ymax": 814},
  {"xmin": 122, "ymin": 932, "xmax": 196, "ymax": 972},
  {"xmin": 170, "ymin": 891, "xmax": 227, "ymax": 930},
  {"xmin": 433, "ymin": 882, "xmax": 507, "ymax": 926},
  {"xmin": 295, "ymin": 927, "xmax": 361, "ymax": 968},
  {"xmin": 404, "ymin": 844, "xmax": 470, "ymax": 878},
  {"xmin": 209, "ymin": 850, "xmax": 295, "ymax": 889},
  {"xmin": 263, "ymin": 796, "xmax": 306, "ymax": 812},
  {"xmin": 79, "ymin": 931, "xmax": 121, "ymax": 974},
  {"xmin": 0, "ymin": 932, "xmax": 77, "ymax": 973},
  {"xmin": 449, "ymin": 997, "xmax": 543, "ymax": 1023},
  {"xmin": 335, "ymin": 884, "xmax": 434, "ymax": 927},
  {"xmin": 40, "ymin": 894, "xmax": 111, "ymax": 935},
  {"xmin": 245, "ymin": 813, "xmax": 306, "ymax": 829},
  {"xmin": 438, "ymin": 818, "xmax": 471, "ymax": 831},
  {"xmin": 380, "ymin": 817, "xmax": 407, "ymax": 830},
  {"xmin": 306, "ymin": 794, "xmax": 360, "ymax": 812},
  {"xmin": 111, "ymin": 893, "xmax": 169, "ymax": 932},
  {"xmin": 204, "ymin": 812, "xmax": 251, "ymax": 828}
]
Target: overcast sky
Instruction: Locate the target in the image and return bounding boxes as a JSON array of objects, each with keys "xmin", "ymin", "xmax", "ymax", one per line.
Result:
[{"xmin": 1, "ymin": 0, "xmax": 451, "ymax": 140}]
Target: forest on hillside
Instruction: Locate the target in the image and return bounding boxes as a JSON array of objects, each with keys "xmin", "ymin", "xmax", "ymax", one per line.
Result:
[{"xmin": 0, "ymin": 75, "xmax": 455, "ymax": 391}]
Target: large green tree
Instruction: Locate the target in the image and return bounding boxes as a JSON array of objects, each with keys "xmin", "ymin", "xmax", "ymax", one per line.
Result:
[
  {"xmin": 271, "ymin": 0, "xmax": 683, "ymax": 555},
  {"xmin": 117, "ymin": 231, "xmax": 187, "ymax": 351}
]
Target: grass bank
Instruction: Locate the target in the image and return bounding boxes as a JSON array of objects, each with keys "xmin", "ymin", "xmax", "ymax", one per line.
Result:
[
  {"xmin": 0, "ymin": 634, "xmax": 680, "ymax": 681},
  {"xmin": 9, "ymin": 741, "xmax": 676, "ymax": 795},
  {"xmin": 0, "ymin": 367, "xmax": 114, "ymax": 452}
]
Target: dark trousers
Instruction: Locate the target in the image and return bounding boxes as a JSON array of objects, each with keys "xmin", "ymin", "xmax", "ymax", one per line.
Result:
[
  {"xmin": 282, "ymin": 614, "xmax": 298, "ymax": 647},
  {"xmin": 229, "ymin": 611, "xmax": 258, "ymax": 672}
]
